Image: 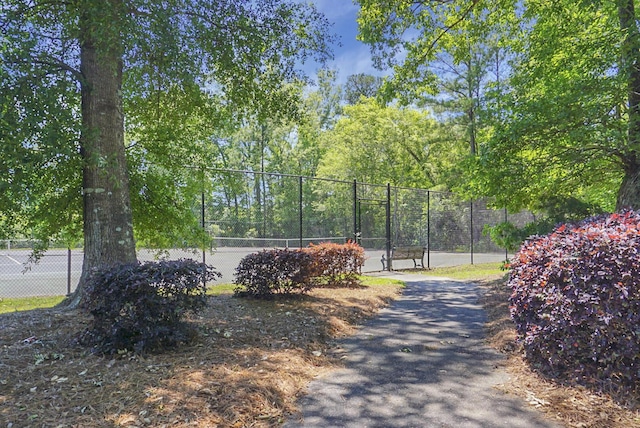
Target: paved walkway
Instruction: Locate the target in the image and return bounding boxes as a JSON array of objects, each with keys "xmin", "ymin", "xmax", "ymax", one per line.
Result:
[{"xmin": 285, "ymin": 273, "xmax": 562, "ymax": 428}]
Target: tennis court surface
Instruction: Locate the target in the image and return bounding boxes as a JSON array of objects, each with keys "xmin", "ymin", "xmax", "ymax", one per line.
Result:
[{"xmin": 0, "ymin": 247, "xmax": 506, "ymax": 298}]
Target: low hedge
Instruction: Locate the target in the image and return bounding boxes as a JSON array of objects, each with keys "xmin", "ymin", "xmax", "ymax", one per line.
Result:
[
  {"xmin": 304, "ymin": 241, "xmax": 365, "ymax": 287},
  {"xmin": 78, "ymin": 259, "xmax": 220, "ymax": 354},
  {"xmin": 234, "ymin": 242, "xmax": 365, "ymax": 297},
  {"xmin": 509, "ymin": 211, "xmax": 640, "ymax": 393},
  {"xmin": 233, "ymin": 248, "xmax": 317, "ymax": 297}
]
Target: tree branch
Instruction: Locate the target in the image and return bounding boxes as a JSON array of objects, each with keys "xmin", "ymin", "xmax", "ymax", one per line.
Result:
[
  {"xmin": 32, "ymin": 56, "xmax": 85, "ymax": 85},
  {"xmin": 414, "ymin": 0, "xmax": 481, "ymax": 64}
]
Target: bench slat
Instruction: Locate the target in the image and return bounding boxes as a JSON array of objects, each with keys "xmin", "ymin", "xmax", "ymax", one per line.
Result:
[{"xmin": 391, "ymin": 246, "xmax": 425, "ymax": 260}]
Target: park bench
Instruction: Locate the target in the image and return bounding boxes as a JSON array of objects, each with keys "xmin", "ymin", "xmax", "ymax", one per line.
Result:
[{"xmin": 381, "ymin": 246, "xmax": 426, "ymax": 270}]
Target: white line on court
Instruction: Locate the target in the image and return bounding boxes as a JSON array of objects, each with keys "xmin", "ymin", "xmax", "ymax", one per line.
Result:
[{"xmin": 1, "ymin": 254, "xmax": 22, "ymax": 265}]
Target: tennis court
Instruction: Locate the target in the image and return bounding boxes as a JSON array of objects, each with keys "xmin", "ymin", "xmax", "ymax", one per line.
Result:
[{"xmin": 0, "ymin": 245, "xmax": 506, "ymax": 298}]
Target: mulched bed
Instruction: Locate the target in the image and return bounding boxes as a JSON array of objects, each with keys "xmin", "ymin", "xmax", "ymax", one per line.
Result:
[
  {"xmin": 0, "ymin": 285, "xmax": 402, "ymax": 427},
  {"xmin": 479, "ymin": 276, "xmax": 640, "ymax": 428},
  {"xmin": 7, "ymin": 273, "xmax": 640, "ymax": 428}
]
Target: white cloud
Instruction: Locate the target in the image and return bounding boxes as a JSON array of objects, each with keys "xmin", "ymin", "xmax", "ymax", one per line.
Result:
[
  {"xmin": 333, "ymin": 46, "xmax": 386, "ymax": 82},
  {"xmin": 300, "ymin": 0, "xmax": 391, "ymax": 86},
  {"xmin": 309, "ymin": 0, "xmax": 358, "ymax": 22}
]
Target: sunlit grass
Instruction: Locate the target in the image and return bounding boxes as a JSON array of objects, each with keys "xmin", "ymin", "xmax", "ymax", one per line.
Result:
[
  {"xmin": 0, "ymin": 295, "xmax": 66, "ymax": 314},
  {"xmin": 206, "ymin": 283, "xmax": 236, "ymax": 295},
  {"xmin": 0, "ymin": 285, "xmax": 237, "ymax": 314},
  {"xmin": 360, "ymin": 275, "xmax": 405, "ymax": 287},
  {"xmin": 420, "ymin": 262, "xmax": 507, "ymax": 280},
  {"xmin": 0, "ymin": 276, "xmax": 404, "ymax": 314}
]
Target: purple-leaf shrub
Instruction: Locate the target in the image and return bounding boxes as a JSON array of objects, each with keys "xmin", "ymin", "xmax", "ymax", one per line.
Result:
[
  {"xmin": 509, "ymin": 211, "xmax": 640, "ymax": 393},
  {"xmin": 79, "ymin": 259, "xmax": 221, "ymax": 354},
  {"xmin": 233, "ymin": 248, "xmax": 317, "ymax": 297}
]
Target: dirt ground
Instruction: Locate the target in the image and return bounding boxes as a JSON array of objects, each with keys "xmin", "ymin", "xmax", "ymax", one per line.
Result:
[
  {"xmin": 0, "ymin": 284, "xmax": 402, "ymax": 427},
  {"xmin": 480, "ymin": 276, "xmax": 640, "ymax": 428},
  {"xmin": 2, "ymin": 275, "xmax": 640, "ymax": 427}
]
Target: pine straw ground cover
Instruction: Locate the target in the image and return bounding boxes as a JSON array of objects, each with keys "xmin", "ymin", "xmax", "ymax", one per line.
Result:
[
  {"xmin": 480, "ymin": 275, "xmax": 640, "ymax": 428},
  {"xmin": 5, "ymin": 271, "xmax": 640, "ymax": 428},
  {"xmin": 0, "ymin": 282, "xmax": 402, "ymax": 427}
]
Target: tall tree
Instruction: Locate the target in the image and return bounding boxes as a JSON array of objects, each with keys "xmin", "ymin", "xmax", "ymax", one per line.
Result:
[
  {"xmin": 422, "ymin": 38, "xmax": 508, "ymax": 156},
  {"xmin": 356, "ymin": 0, "xmax": 640, "ymax": 211},
  {"xmin": 343, "ymin": 73, "xmax": 383, "ymax": 104},
  {"xmin": 1, "ymin": 0, "xmax": 333, "ymax": 306},
  {"xmin": 471, "ymin": 1, "xmax": 624, "ymax": 212},
  {"xmin": 318, "ymin": 98, "xmax": 450, "ymax": 188},
  {"xmin": 615, "ymin": 0, "xmax": 640, "ymax": 208}
]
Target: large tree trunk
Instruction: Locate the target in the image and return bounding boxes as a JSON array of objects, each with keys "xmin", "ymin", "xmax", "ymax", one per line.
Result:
[
  {"xmin": 63, "ymin": 1, "xmax": 137, "ymax": 308},
  {"xmin": 617, "ymin": 163, "xmax": 640, "ymax": 209},
  {"xmin": 618, "ymin": 0, "xmax": 640, "ymax": 210}
]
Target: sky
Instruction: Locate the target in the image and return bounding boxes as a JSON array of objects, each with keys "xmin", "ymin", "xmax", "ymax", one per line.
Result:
[{"xmin": 306, "ymin": 0, "xmax": 386, "ymax": 85}]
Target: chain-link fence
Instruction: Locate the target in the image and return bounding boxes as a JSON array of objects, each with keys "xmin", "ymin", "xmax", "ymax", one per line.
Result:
[{"xmin": 1, "ymin": 169, "xmax": 535, "ymax": 298}]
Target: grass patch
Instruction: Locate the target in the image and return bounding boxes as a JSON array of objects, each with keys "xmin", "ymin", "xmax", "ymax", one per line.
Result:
[
  {"xmin": 3, "ymin": 277, "xmax": 396, "ymax": 314},
  {"xmin": 1, "ymin": 283, "xmax": 237, "ymax": 314},
  {"xmin": 206, "ymin": 283, "xmax": 236, "ymax": 295},
  {"xmin": 421, "ymin": 262, "xmax": 505, "ymax": 280},
  {"xmin": 0, "ymin": 295, "xmax": 66, "ymax": 314},
  {"xmin": 360, "ymin": 275, "xmax": 405, "ymax": 287}
]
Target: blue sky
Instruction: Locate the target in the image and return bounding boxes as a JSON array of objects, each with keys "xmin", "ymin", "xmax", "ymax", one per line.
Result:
[{"xmin": 307, "ymin": 0, "xmax": 386, "ymax": 84}]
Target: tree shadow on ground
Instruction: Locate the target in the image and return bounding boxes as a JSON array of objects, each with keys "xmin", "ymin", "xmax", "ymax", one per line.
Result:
[{"xmin": 285, "ymin": 277, "xmax": 562, "ymax": 428}]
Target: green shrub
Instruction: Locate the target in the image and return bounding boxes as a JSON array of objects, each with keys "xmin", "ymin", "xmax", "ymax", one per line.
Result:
[
  {"xmin": 233, "ymin": 249, "xmax": 317, "ymax": 297},
  {"xmin": 485, "ymin": 196, "xmax": 602, "ymax": 252},
  {"xmin": 79, "ymin": 259, "xmax": 220, "ymax": 354},
  {"xmin": 509, "ymin": 211, "xmax": 640, "ymax": 394}
]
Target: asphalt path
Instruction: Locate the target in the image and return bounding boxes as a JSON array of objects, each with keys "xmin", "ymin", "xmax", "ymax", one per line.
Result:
[
  {"xmin": 0, "ymin": 249, "xmax": 506, "ymax": 298},
  {"xmin": 285, "ymin": 273, "xmax": 562, "ymax": 428}
]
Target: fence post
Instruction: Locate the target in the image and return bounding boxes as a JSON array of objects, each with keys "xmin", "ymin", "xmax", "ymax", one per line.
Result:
[
  {"xmin": 299, "ymin": 175, "xmax": 303, "ymax": 249},
  {"xmin": 470, "ymin": 199, "xmax": 474, "ymax": 265},
  {"xmin": 67, "ymin": 247, "xmax": 72, "ymax": 295},
  {"xmin": 386, "ymin": 183, "xmax": 392, "ymax": 271},
  {"xmin": 201, "ymin": 188, "xmax": 206, "ymax": 265},
  {"xmin": 504, "ymin": 207, "xmax": 508, "ymax": 261},
  {"xmin": 427, "ymin": 191, "xmax": 430, "ymax": 269},
  {"xmin": 352, "ymin": 180, "xmax": 358, "ymax": 244}
]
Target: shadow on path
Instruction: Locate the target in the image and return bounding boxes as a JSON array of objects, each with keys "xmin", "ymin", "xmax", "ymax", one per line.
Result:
[{"xmin": 285, "ymin": 273, "xmax": 561, "ymax": 428}]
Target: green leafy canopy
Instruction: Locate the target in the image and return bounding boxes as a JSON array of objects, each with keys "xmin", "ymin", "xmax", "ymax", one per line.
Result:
[{"xmin": 0, "ymin": 0, "xmax": 335, "ymax": 249}]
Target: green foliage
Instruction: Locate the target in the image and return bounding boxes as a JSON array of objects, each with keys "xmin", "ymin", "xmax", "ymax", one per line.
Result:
[
  {"xmin": 464, "ymin": 1, "xmax": 630, "ymax": 211},
  {"xmin": 318, "ymin": 98, "xmax": 448, "ymax": 187},
  {"xmin": 1, "ymin": 0, "xmax": 335, "ymax": 260},
  {"xmin": 356, "ymin": 1, "xmax": 638, "ymax": 212},
  {"xmin": 509, "ymin": 211, "xmax": 640, "ymax": 394},
  {"xmin": 78, "ymin": 259, "xmax": 221, "ymax": 354},
  {"xmin": 484, "ymin": 196, "xmax": 604, "ymax": 251},
  {"xmin": 343, "ymin": 73, "xmax": 383, "ymax": 105},
  {"xmin": 482, "ymin": 221, "xmax": 524, "ymax": 253}
]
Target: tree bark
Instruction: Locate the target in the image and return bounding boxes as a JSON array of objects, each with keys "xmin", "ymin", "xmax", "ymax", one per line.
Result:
[
  {"xmin": 617, "ymin": 0, "xmax": 640, "ymax": 209},
  {"xmin": 617, "ymin": 163, "xmax": 640, "ymax": 209},
  {"xmin": 63, "ymin": 1, "xmax": 137, "ymax": 308}
]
